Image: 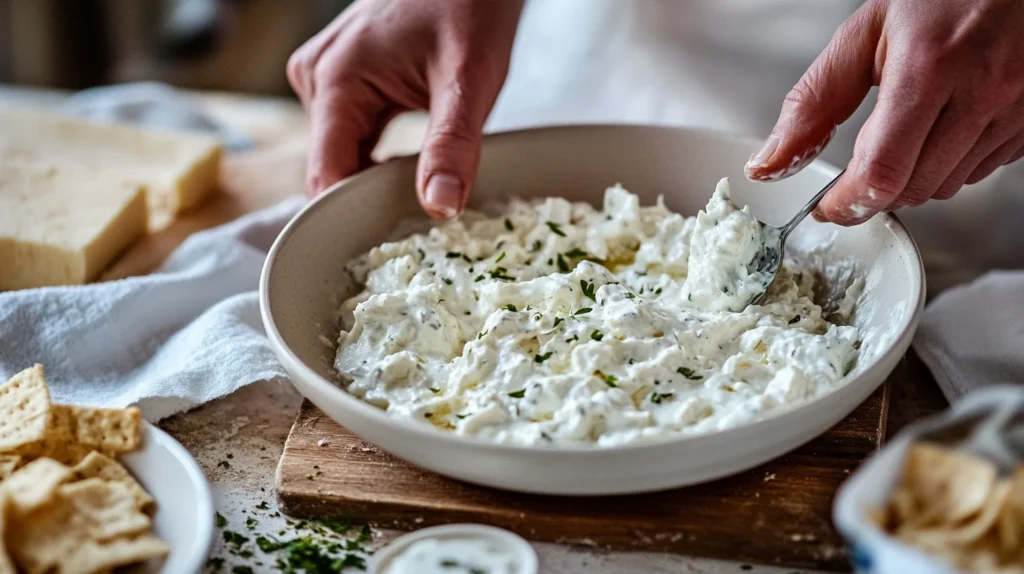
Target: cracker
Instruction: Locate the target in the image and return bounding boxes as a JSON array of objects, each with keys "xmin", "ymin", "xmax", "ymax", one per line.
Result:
[
  {"xmin": 61, "ymin": 534, "xmax": 169, "ymax": 574},
  {"xmin": 52, "ymin": 404, "xmax": 143, "ymax": 453},
  {"xmin": 73, "ymin": 451, "xmax": 154, "ymax": 511},
  {"xmin": 9, "ymin": 479, "xmax": 158, "ymax": 574},
  {"xmin": 58, "ymin": 479, "xmax": 151, "ymax": 542},
  {"xmin": 0, "ymin": 365, "xmax": 51, "ymax": 453},
  {"xmin": 0, "ymin": 457, "xmax": 73, "ymax": 516},
  {"xmin": 902, "ymin": 442, "xmax": 997, "ymax": 526},
  {"xmin": 0, "ymin": 456, "xmax": 22, "ymax": 480}
]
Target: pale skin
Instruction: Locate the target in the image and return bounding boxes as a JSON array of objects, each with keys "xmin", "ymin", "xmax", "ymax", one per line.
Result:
[{"xmin": 289, "ymin": 0, "xmax": 1024, "ymax": 225}]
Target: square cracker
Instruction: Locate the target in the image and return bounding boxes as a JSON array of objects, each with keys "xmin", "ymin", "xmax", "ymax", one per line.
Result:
[
  {"xmin": 9, "ymin": 479, "xmax": 157, "ymax": 574},
  {"xmin": 74, "ymin": 451, "xmax": 154, "ymax": 511},
  {"xmin": 0, "ymin": 365, "xmax": 50, "ymax": 453},
  {"xmin": 0, "ymin": 457, "xmax": 73, "ymax": 516},
  {"xmin": 52, "ymin": 404, "xmax": 142, "ymax": 453}
]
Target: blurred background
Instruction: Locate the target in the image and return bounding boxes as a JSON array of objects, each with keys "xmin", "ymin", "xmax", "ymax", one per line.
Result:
[{"xmin": 0, "ymin": 0, "xmax": 351, "ymax": 94}]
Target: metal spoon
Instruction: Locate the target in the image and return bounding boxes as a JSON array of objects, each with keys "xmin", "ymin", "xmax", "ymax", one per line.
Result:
[{"xmin": 748, "ymin": 169, "xmax": 846, "ymax": 305}]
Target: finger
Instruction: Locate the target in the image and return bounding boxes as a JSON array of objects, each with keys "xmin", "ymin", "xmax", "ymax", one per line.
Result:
[
  {"xmin": 307, "ymin": 83, "xmax": 385, "ymax": 197},
  {"xmin": 815, "ymin": 55, "xmax": 950, "ymax": 225},
  {"xmin": 961, "ymin": 131, "xmax": 1024, "ymax": 187},
  {"xmin": 416, "ymin": 78, "xmax": 491, "ymax": 219},
  {"xmin": 745, "ymin": 3, "xmax": 882, "ymax": 182},
  {"xmin": 889, "ymin": 98, "xmax": 991, "ymax": 208}
]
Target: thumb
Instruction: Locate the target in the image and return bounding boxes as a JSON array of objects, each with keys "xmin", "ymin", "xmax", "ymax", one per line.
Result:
[
  {"xmin": 416, "ymin": 80, "xmax": 490, "ymax": 219},
  {"xmin": 745, "ymin": 4, "xmax": 882, "ymax": 182}
]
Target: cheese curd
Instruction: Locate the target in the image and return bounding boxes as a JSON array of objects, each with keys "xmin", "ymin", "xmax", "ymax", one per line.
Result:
[{"xmin": 334, "ymin": 179, "xmax": 861, "ymax": 447}]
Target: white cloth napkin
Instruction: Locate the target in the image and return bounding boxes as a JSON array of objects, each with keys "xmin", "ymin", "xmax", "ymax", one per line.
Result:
[
  {"xmin": 912, "ymin": 271, "xmax": 1024, "ymax": 402},
  {"xmin": 0, "ymin": 197, "xmax": 304, "ymax": 422}
]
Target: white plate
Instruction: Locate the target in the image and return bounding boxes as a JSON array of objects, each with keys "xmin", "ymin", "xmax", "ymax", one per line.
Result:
[
  {"xmin": 260, "ymin": 125, "xmax": 925, "ymax": 495},
  {"xmin": 120, "ymin": 422, "xmax": 214, "ymax": 574},
  {"xmin": 370, "ymin": 524, "xmax": 539, "ymax": 574}
]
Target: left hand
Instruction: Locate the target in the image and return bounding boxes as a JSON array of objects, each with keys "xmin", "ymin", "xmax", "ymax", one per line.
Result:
[{"xmin": 744, "ymin": 0, "xmax": 1024, "ymax": 225}]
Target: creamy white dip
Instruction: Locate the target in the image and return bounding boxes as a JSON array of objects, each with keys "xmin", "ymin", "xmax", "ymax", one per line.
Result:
[
  {"xmin": 384, "ymin": 537, "xmax": 522, "ymax": 574},
  {"xmin": 335, "ymin": 179, "xmax": 861, "ymax": 447}
]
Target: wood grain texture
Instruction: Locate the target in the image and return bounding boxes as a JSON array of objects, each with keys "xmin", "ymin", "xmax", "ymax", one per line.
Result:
[{"xmin": 275, "ymin": 364, "xmax": 915, "ymax": 571}]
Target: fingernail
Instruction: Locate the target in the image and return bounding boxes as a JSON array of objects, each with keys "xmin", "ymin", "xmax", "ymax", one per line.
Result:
[
  {"xmin": 746, "ymin": 136, "xmax": 781, "ymax": 170},
  {"xmin": 425, "ymin": 173, "xmax": 463, "ymax": 219}
]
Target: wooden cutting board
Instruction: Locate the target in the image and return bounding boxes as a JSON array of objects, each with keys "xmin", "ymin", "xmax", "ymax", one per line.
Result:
[{"xmin": 272, "ymin": 358, "xmax": 937, "ymax": 571}]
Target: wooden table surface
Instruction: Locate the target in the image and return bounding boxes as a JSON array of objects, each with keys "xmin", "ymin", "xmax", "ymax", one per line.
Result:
[{"xmin": 0, "ymin": 84, "xmax": 950, "ymax": 574}]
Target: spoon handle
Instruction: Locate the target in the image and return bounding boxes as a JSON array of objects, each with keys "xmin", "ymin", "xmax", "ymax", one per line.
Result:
[{"xmin": 781, "ymin": 168, "xmax": 847, "ymax": 238}]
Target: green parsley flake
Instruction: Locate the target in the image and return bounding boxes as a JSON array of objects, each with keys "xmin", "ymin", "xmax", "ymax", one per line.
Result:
[
  {"xmin": 580, "ymin": 280, "xmax": 596, "ymax": 302},
  {"xmin": 590, "ymin": 330, "xmax": 604, "ymax": 341},
  {"xmin": 215, "ymin": 511, "xmax": 228, "ymax": 528},
  {"xmin": 677, "ymin": 367, "xmax": 703, "ymax": 380},
  {"xmin": 246, "ymin": 516, "xmax": 257, "ymax": 530},
  {"xmin": 788, "ymin": 316, "xmax": 800, "ymax": 324},
  {"xmin": 564, "ymin": 247, "xmax": 588, "ymax": 258},
  {"xmin": 495, "ymin": 251, "xmax": 506, "ymax": 263},
  {"xmin": 504, "ymin": 304, "xmax": 517, "ymax": 312},
  {"xmin": 545, "ymin": 221, "xmax": 566, "ymax": 237},
  {"xmin": 534, "ymin": 352, "xmax": 553, "ymax": 363},
  {"xmin": 443, "ymin": 278, "xmax": 453, "ymax": 285},
  {"xmin": 223, "ymin": 530, "xmax": 249, "ymax": 547},
  {"xmin": 573, "ymin": 307, "xmax": 592, "ymax": 316},
  {"xmin": 594, "ymin": 371, "xmax": 618, "ymax": 387},
  {"xmin": 650, "ymin": 392, "xmax": 675, "ymax": 404},
  {"xmin": 508, "ymin": 389, "xmax": 526, "ymax": 398},
  {"xmin": 531, "ymin": 240, "xmax": 542, "ymax": 252},
  {"xmin": 556, "ymin": 253, "xmax": 569, "ymax": 273},
  {"xmin": 504, "ymin": 218, "xmax": 514, "ymax": 231},
  {"xmin": 445, "ymin": 251, "xmax": 462, "ymax": 259}
]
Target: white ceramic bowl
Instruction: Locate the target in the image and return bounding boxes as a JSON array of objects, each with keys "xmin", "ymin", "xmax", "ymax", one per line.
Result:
[
  {"xmin": 260, "ymin": 125, "xmax": 925, "ymax": 495},
  {"xmin": 121, "ymin": 422, "xmax": 214, "ymax": 574},
  {"xmin": 369, "ymin": 524, "xmax": 538, "ymax": 574}
]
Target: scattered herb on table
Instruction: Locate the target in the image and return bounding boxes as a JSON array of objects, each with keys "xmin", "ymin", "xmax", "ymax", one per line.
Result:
[{"xmin": 215, "ymin": 512, "xmax": 228, "ymax": 528}]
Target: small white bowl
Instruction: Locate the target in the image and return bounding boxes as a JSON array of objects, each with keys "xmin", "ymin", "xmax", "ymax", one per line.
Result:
[
  {"xmin": 833, "ymin": 385, "xmax": 1024, "ymax": 574},
  {"xmin": 370, "ymin": 524, "xmax": 539, "ymax": 574},
  {"xmin": 261, "ymin": 125, "xmax": 925, "ymax": 495},
  {"xmin": 119, "ymin": 422, "xmax": 214, "ymax": 574}
]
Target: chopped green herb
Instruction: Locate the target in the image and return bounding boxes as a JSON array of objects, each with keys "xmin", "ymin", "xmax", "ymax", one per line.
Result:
[
  {"xmin": 223, "ymin": 530, "xmax": 249, "ymax": 547},
  {"xmin": 843, "ymin": 358, "xmax": 857, "ymax": 376},
  {"xmin": 429, "ymin": 387, "xmax": 440, "ymax": 394},
  {"xmin": 462, "ymin": 255, "xmax": 472, "ymax": 264},
  {"xmin": 356, "ymin": 524, "xmax": 373, "ymax": 543},
  {"xmin": 508, "ymin": 389, "xmax": 526, "ymax": 399},
  {"xmin": 573, "ymin": 307, "xmax": 592, "ymax": 316},
  {"xmin": 218, "ymin": 460, "xmax": 230, "ymax": 469},
  {"xmin": 255, "ymin": 501, "xmax": 270, "ymax": 511},
  {"xmin": 580, "ymin": 280, "xmax": 596, "ymax": 302},
  {"xmin": 530, "ymin": 240, "xmax": 542, "ymax": 252},
  {"xmin": 788, "ymin": 316, "xmax": 800, "ymax": 324},
  {"xmin": 231, "ymin": 566, "xmax": 254, "ymax": 574},
  {"xmin": 474, "ymin": 274, "xmax": 485, "ymax": 282},
  {"xmin": 655, "ymin": 287, "xmax": 663, "ymax": 295},
  {"xmin": 564, "ymin": 247, "xmax": 588, "ymax": 258},
  {"xmin": 650, "ymin": 392, "xmax": 675, "ymax": 405},
  {"xmin": 442, "ymin": 278, "xmax": 453, "ymax": 285},
  {"xmin": 625, "ymin": 292, "xmax": 636, "ymax": 300},
  {"xmin": 455, "ymin": 414, "xmax": 468, "ymax": 420},
  {"xmin": 424, "ymin": 412, "xmax": 433, "ymax": 419},
  {"xmin": 445, "ymin": 251, "xmax": 462, "ymax": 259},
  {"xmin": 545, "ymin": 221, "xmax": 566, "ymax": 237},
  {"xmin": 441, "ymin": 558, "xmax": 459, "ymax": 568},
  {"xmin": 535, "ymin": 352, "xmax": 553, "ymax": 363},
  {"xmin": 594, "ymin": 371, "xmax": 618, "ymax": 387},
  {"xmin": 495, "ymin": 251, "xmax": 506, "ymax": 263},
  {"xmin": 504, "ymin": 218, "xmax": 514, "ymax": 231},
  {"xmin": 504, "ymin": 304, "xmax": 517, "ymax": 312},
  {"xmin": 256, "ymin": 535, "xmax": 287, "ymax": 552},
  {"xmin": 557, "ymin": 253, "xmax": 569, "ymax": 273},
  {"xmin": 207, "ymin": 557, "xmax": 225, "ymax": 571},
  {"xmin": 590, "ymin": 330, "xmax": 604, "ymax": 341},
  {"xmin": 488, "ymin": 267, "xmax": 516, "ymax": 281},
  {"xmin": 417, "ymin": 248, "xmax": 426, "ymax": 261},
  {"xmin": 544, "ymin": 316, "xmax": 565, "ymax": 334},
  {"xmin": 215, "ymin": 511, "xmax": 228, "ymax": 528},
  {"xmin": 677, "ymin": 367, "xmax": 703, "ymax": 380},
  {"xmin": 246, "ymin": 516, "xmax": 258, "ymax": 530},
  {"xmin": 566, "ymin": 334, "xmax": 579, "ymax": 343}
]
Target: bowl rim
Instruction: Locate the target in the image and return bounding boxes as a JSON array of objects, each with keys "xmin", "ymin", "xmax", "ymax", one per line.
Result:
[
  {"xmin": 260, "ymin": 123, "xmax": 926, "ymax": 457},
  {"xmin": 368, "ymin": 523, "xmax": 539, "ymax": 574},
  {"xmin": 135, "ymin": 422, "xmax": 215, "ymax": 574}
]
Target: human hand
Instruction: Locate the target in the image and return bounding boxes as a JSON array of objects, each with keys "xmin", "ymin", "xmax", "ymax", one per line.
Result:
[
  {"xmin": 745, "ymin": 0, "xmax": 1024, "ymax": 225},
  {"xmin": 287, "ymin": 0, "xmax": 524, "ymax": 218}
]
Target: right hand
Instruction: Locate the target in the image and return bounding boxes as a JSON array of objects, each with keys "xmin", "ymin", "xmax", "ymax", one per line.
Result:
[{"xmin": 287, "ymin": 0, "xmax": 524, "ymax": 219}]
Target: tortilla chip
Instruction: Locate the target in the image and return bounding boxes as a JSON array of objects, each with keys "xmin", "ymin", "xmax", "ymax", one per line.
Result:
[
  {"xmin": 902, "ymin": 442, "xmax": 997, "ymax": 526},
  {"xmin": 0, "ymin": 457, "xmax": 73, "ymax": 516},
  {"xmin": 0, "ymin": 456, "xmax": 22, "ymax": 480},
  {"xmin": 52, "ymin": 404, "xmax": 142, "ymax": 453},
  {"xmin": 0, "ymin": 365, "xmax": 51, "ymax": 454},
  {"xmin": 73, "ymin": 451, "xmax": 154, "ymax": 512}
]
